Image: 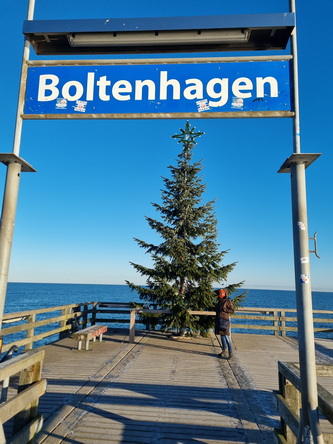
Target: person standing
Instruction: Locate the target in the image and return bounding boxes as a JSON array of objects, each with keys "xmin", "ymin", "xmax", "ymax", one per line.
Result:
[{"xmin": 215, "ymin": 288, "xmax": 235, "ymax": 359}]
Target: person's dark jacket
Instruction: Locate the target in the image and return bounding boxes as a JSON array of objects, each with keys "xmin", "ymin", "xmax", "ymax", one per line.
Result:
[{"xmin": 215, "ymin": 297, "xmax": 235, "ymax": 336}]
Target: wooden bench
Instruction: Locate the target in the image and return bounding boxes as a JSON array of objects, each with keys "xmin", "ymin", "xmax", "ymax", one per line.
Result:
[{"xmin": 72, "ymin": 325, "xmax": 108, "ymax": 350}]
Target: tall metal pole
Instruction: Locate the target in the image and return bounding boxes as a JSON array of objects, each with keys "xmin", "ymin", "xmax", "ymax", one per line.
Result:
[
  {"xmin": 12, "ymin": 0, "xmax": 36, "ymax": 157},
  {"xmin": 291, "ymin": 162, "xmax": 322, "ymax": 444},
  {"xmin": 0, "ymin": 163, "xmax": 24, "ymax": 326},
  {"xmin": 0, "ymin": 0, "xmax": 36, "ymax": 328},
  {"xmin": 288, "ymin": 1, "xmax": 323, "ymax": 442},
  {"xmin": 290, "ymin": 0, "xmax": 301, "ymax": 155}
]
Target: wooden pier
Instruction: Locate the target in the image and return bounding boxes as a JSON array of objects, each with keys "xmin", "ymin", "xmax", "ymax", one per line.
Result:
[
  {"xmin": 2, "ymin": 304, "xmax": 333, "ymax": 442},
  {"xmin": 16, "ymin": 330, "xmax": 330, "ymax": 443}
]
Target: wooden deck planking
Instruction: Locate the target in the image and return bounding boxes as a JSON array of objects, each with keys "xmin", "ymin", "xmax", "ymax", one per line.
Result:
[
  {"xmin": 55, "ymin": 333, "xmax": 249, "ymax": 444},
  {"xmin": 27, "ymin": 330, "xmax": 333, "ymax": 443}
]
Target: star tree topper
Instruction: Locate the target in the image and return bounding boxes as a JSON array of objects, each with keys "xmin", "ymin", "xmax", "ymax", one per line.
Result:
[{"xmin": 172, "ymin": 121, "xmax": 204, "ymax": 146}]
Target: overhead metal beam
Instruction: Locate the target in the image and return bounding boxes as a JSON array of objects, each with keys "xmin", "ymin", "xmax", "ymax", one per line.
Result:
[{"xmin": 23, "ymin": 13, "xmax": 295, "ymax": 55}]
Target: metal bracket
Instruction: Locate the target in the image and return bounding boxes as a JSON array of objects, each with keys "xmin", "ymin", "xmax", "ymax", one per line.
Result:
[
  {"xmin": 277, "ymin": 153, "xmax": 321, "ymax": 173},
  {"xmin": 309, "ymin": 232, "xmax": 320, "ymax": 258},
  {"xmin": 0, "ymin": 153, "xmax": 36, "ymax": 172}
]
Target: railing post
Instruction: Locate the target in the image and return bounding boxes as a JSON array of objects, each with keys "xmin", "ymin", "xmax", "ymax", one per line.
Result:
[
  {"xmin": 82, "ymin": 304, "xmax": 88, "ymax": 329},
  {"xmin": 12, "ymin": 352, "xmax": 44, "ymax": 435},
  {"xmin": 129, "ymin": 309, "xmax": 137, "ymax": 343},
  {"xmin": 278, "ymin": 367, "xmax": 301, "ymax": 443},
  {"xmin": 287, "ymin": 384, "xmax": 301, "ymax": 443},
  {"xmin": 278, "ymin": 370, "xmax": 288, "ymax": 440},
  {"xmin": 0, "ymin": 422, "xmax": 5, "ymax": 443},
  {"xmin": 274, "ymin": 310, "xmax": 279, "ymax": 336},
  {"xmin": 281, "ymin": 310, "xmax": 287, "ymax": 337},
  {"xmin": 59, "ymin": 307, "xmax": 71, "ymax": 339},
  {"xmin": 25, "ymin": 314, "xmax": 35, "ymax": 351},
  {"xmin": 1, "ymin": 374, "xmax": 10, "ymax": 403},
  {"xmin": 91, "ymin": 303, "xmax": 97, "ymax": 326}
]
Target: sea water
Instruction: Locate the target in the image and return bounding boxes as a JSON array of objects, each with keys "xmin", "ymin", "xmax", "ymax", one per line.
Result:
[
  {"xmin": 4, "ymin": 283, "xmax": 333, "ymax": 313},
  {"xmin": 2, "ymin": 283, "xmax": 333, "ymax": 349}
]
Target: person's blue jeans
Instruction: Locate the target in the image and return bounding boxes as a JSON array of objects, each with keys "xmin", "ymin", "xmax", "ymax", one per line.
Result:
[{"xmin": 221, "ymin": 335, "xmax": 232, "ymax": 351}]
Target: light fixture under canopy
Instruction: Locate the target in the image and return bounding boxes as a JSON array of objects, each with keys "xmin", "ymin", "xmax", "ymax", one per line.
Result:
[{"xmin": 23, "ymin": 13, "xmax": 295, "ymax": 55}]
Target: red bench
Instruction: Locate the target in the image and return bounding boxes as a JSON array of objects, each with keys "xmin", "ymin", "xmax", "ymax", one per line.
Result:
[{"xmin": 72, "ymin": 324, "xmax": 108, "ymax": 350}]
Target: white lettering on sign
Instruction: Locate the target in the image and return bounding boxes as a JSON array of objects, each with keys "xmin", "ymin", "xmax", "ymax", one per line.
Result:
[
  {"xmin": 36, "ymin": 70, "xmax": 280, "ymax": 106},
  {"xmin": 256, "ymin": 77, "xmax": 278, "ymax": 98},
  {"xmin": 207, "ymin": 78, "xmax": 229, "ymax": 107},
  {"xmin": 134, "ymin": 79, "xmax": 156, "ymax": 100},
  {"xmin": 37, "ymin": 74, "xmax": 59, "ymax": 101},
  {"xmin": 96, "ymin": 75, "xmax": 111, "ymax": 101}
]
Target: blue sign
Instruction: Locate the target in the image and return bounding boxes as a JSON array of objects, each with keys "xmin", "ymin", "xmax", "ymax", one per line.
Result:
[{"xmin": 24, "ymin": 61, "xmax": 291, "ymax": 117}]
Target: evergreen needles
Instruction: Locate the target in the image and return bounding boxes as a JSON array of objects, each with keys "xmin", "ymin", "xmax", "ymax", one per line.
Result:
[{"xmin": 126, "ymin": 121, "xmax": 245, "ymax": 336}]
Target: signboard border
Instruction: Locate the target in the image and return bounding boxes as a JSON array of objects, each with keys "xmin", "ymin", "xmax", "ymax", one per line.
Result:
[
  {"xmin": 22, "ymin": 111, "xmax": 294, "ymax": 120},
  {"xmin": 23, "ymin": 55, "xmax": 294, "ymax": 120}
]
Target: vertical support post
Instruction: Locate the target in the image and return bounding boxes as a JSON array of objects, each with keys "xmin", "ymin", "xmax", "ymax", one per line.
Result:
[
  {"xmin": 285, "ymin": 380, "xmax": 301, "ymax": 443},
  {"xmin": 12, "ymin": 0, "xmax": 36, "ymax": 158},
  {"xmin": 0, "ymin": 423, "xmax": 5, "ymax": 444},
  {"xmin": 91, "ymin": 303, "xmax": 97, "ymax": 326},
  {"xmin": 281, "ymin": 310, "xmax": 287, "ymax": 337},
  {"xmin": 12, "ymin": 351, "xmax": 44, "ymax": 434},
  {"xmin": 283, "ymin": 1, "xmax": 323, "ymax": 442},
  {"xmin": 25, "ymin": 313, "xmax": 36, "ymax": 351},
  {"xmin": 59, "ymin": 307, "xmax": 71, "ymax": 339},
  {"xmin": 291, "ymin": 163, "xmax": 322, "ymax": 444},
  {"xmin": 129, "ymin": 309, "xmax": 137, "ymax": 343},
  {"xmin": 0, "ymin": 162, "xmax": 23, "ymax": 327},
  {"xmin": 60, "ymin": 307, "xmax": 67, "ymax": 332},
  {"xmin": 274, "ymin": 310, "xmax": 279, "ymax": 336},
  {"xmin": 1, "ymin": 377, "xmax": 10, "ymax": 403},
  {"xmin": 82, "ymin": 304, "xmax": 88, "ymax": 329},
  {"xmin": 0, "ymin": 0, "xmax": 36, "ymax": 330}
]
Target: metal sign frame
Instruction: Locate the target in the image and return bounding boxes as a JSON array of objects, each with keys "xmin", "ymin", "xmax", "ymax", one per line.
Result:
[{"xmin": 23, "ymin": 55, "xmax": 294, "ymax": 120}]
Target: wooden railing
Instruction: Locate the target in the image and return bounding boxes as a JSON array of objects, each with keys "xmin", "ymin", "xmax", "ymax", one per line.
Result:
[
  {"xmin": 0, "ymin": 302, "xmax": 99, "ymax": 353},
  {"xmin": 1, "ymin": 303, "xmax": 333, "ymax": 353},
  {"xmin": 129, "ymin": 307, "xmax": 333, "ymax": 343},
  {"xmin": 234, "ymin": 307, "xmax": 333, "ymax": 336},
  {"xmin": 274, "ymin": 361, "xmax": 333, "ymax": 443},
  {"xmin": 0, "ymin": 350, "xmax": 46, "ymax": 443}
]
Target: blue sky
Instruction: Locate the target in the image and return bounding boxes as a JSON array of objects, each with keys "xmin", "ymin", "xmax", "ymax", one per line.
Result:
[{"xmin": 0, "ymin": 0, "xmax": 332, "ymax": 291}]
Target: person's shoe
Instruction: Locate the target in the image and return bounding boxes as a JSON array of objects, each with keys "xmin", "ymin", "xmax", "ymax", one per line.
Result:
[
  {"xmin": 227, "ymin": 351, "xmax": 233, "ymax": 360},
  {"xmin": 218, "ymin": 349, "xmax": 226, "ymax": 357}
]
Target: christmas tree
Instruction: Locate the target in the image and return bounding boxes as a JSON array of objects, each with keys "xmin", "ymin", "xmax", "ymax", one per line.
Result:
[{"xmin": 126, "ymin": 121, "xmax": 245, "ymax": 335}]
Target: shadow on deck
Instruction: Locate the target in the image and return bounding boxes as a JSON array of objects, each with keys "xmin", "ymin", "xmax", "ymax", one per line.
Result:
[{"xmin": 25, "ymin": 330, "xmax": 310, "ymax": 443}]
